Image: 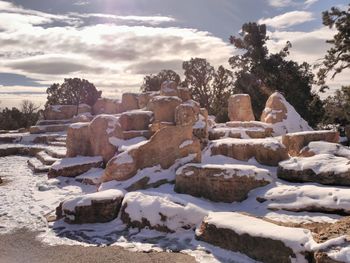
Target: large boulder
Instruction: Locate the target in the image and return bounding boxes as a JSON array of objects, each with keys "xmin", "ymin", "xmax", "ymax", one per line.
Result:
[
  {"xmin": 118, "ymin": 110, "xmax": 153, "ymax": 131},
  {"xmin": 277, "ymin": 154, "xmax": 350, "ymax": 186},
  {"xmin": 138, "ymin": 92, "xmax": 158, "ymax": 109},
  {"xmin": 260, "ymin": 92, "xmax": 312, "ymax": 136},
  {"xmin": 103, "ymin": 125, "xmax": 201, "ymax": 182},
  {"xmin": 175, "ymin": 102, "xmax": 199, "ymax": 126},
  {"xmin": 122, "ymin": 93, "xmax": 139, "ymax": 111},
  {"xmin": 210, "ymin": 138, "xmax": 288, "ymax": 166},
  {"xmin": 282, "ymin": 130, "xmax": 340, "ymax": 156},
  {"xmin": 120, "ymin": 191, "xmax": 207, "ymax": 232},
  {"xmin": 177, "ymin": 87, "xmax": 192, "ymax": 102},
  {"xmin": 44, "ymin": 104, "xmax": 91, "ymax": 120},
  {"xmin": 196, "ymin": 212, "xmax": 314, "ymax": 263},
  {"xmin": 66, "ymin": 123, "xmax": 91, "ymax": 157},
  {"xmin": 57, "ymin": 189, "xmax": 124, "ymax": 224},
  {"xmin": 147, "ymin": 96, "xmax": 182, "ymax": 123},
  {"xmin": 48, "ymin": 156, "xmax": 103, "ymax": 178},
  {"xmin": 228, "ymin": 94, "xmax": 255, "ymax": 122},
  {"xmin": 175, "ymin": 163, "xmax": 272, "ymax": 202},
  {"xmin": 89, "ymin": 115, "xmax": 122, "ymax": 163},
  {"xmin": 92, "ymin": 98, "xmax": 123, "ymax": 115},
  {"xmin": 160, "ymin": 80, "xmax": 178, "ymax": 96}
]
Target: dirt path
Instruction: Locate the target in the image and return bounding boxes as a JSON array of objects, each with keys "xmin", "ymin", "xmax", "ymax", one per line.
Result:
[{"xmin": 0, "ymin": 229, "xmax": 196, "ymax": 263}]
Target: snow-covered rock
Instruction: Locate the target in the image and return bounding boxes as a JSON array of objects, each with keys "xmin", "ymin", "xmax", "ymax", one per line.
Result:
[
  {"xmin": 92, "ymin": 98, "xmax": 123, "ymax": 115},
  {"xmin": 278, "ymin": 154, "xmax": 350, "ymax": 186},
  {"xmin": 120, "ymin": 191, "xmax": 207, "ymax": 232},
  {"xmin": 147, "ymin": 95, "xmax": 182, "ymax": 123},
  {"xmin": 196, "ymin": 212, "xmax": 316, "ymax": 263},
  {"xmin": 261, "ymin": 92, "xmax": 312, "ymax": 136},
  {"xmin": 282, "ymin": 130, "xmax": 340, "ymax": 156},
  {"xmin": 210, "ymin": 137, "xmax": 288, "ymax": 166},
  {"xmin": 103, "ymin": 125, "xmax": 201, "ymax": 182},
  {"xmin": 57, "ymin": 189, "xmax": 124, "ymax": 224},
  {"xmin": 228, "ymin": 94, "xmax": 255, "ymax": 122},
  {"xmin": 48, "ymin": 156, "xmax": 103, "ymax": 178},
  {"xmin": 121, "ymin": 92, "xmax": 139, "ymax": 111},
  {"xmin": 299, "ymin": 141, "xmax": 350, "ymax": 158},
  {"xmin": 258, "ymin": 184, "xmax": 350, "ymax": 215},
  {"xmin": 75, "ymin": 168, "xmax": 104, "ymax": 185},
  {"xmin": 66, "ymin": 122, "xmax": 91, "ymax": 157},
  {"xmin": 175, "ymin": 163, "xmax": 272, "ymax": 202}
]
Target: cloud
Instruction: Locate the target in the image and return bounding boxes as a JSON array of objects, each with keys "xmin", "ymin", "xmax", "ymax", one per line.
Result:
[
  {"xmin": 73, "ymin": 0, "xmax": 90, "ymax": 6},
  {"xmin": 0, "ymin": 0, "xmax": 233, "ymax": 106},
  {"xmin": 304, "ymin": 0, "xmax": 319, "ymax": 9},
  {"xmin": 266, "ymin": 26, "xmax": 350, "ymax": 94},
  {"xmin": 267, "ymin": 0, "xmax": 319, "ymax": 9},
  {"xmin": 259, "ymin": 11, "xmax": 315, "ymax": 29},
  {"xmin": 266, "ymin": 0, "xmax": 294, "ymax": 7}
]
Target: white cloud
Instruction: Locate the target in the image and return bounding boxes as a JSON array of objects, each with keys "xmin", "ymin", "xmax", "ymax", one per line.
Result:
[
  {"xmin": 304, "ymin": 0, "xmax": 319, "ymax": 9},
  {"xmin": 266, "ymin": 27, "xmax": 350, "ymax": 95},
  {"xmin": 0, "ymin": 1, "xmax": 234, "ymax": 107},
  {"xmin": 266, "ymin": 0, "xmax": 294, "ymax": 7},
  {"xmin": 259, "ymin": 11, "xmax": 315, "ymax": 29},
  {"xmin": 267, "ymin": 0, "xmax": 319, "ymax": 9}
]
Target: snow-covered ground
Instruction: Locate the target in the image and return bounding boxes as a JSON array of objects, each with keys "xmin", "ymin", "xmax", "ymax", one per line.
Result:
[{"xmin": 1, "ymin": 151, "xmax": 348, "ymax": 263}]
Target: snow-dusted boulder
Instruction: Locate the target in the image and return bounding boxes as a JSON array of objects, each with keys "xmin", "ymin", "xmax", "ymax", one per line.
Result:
[
  {"xmin": 160, "ymin": 80, "xmax": 178, "ymax": 96},
  {"xmin": 120, "ymin": 191, "xmax": 207, "ymax": 232},
  {"xmin": 210, "ymin": 138, "xmax": 288, "ymax": 166},
  {"xmin": 92, "ymin": 98, "xmax": 123, "ymax": 115},
  {"xmin": 209, "ymin": 125, "xmax": 272, "ymax": 140},
  {"xmin": 193, "ymin": 108, "xmax": 209, "ymax": 147},
  {"xmin": 196, "ymin": 212, "xmax": 316, "ymax": 263},
  {"xmin": 261, "ymin": 92, "xmax": 312, "ymax": 136},
  {"xmin": 138, "ymin": 91, "xmax": 158, "ymax": 109},
  {"xmin": 299, "ymin": 141, "xmax": 350, "ymax": 158},
  {"xmin": 118, "ymin": 110, "xmax": 153, "ymax": 131},
  {"xmin": 75, "ymin": 168, "xmax": 104, "ymax": 185},
  {"xmin": 175, "ymin": 163, "xmax": 272, "ymax": 202},
  {"xmin": 29, "ymin": 124, "xmax": 70, "ymax": 134},
  {"xmin": 177, "ymin": 87, "xmax": 192, "ymax": 102},
  {"xmin": 228, "ymin": 94, "xmax": 255, "ymax": 122},
  {"xmin": 71, "ymin": 112, "xmax": 94, "ymax": 123},
  {"xmin": 89, "ymin": 114, "xmax": 122, "ymax": 163},
  {"xmin": 257, "ymin": 184, "xmax": 350, "ymax": 215},
  {"xmin": 48, "ymin": 156, "xmax": 103, "ymax": 178},
  {"xmin": 103, "ymin": 125, "xmax": 201, "ymax": 182},
  {"xmin": 122, "ymin": 92, "xmax": 139, "ymax": 111},
  {"xmin": 66, "ymin": 122, "xmax": 91, "ymax": 157},
  {"xmin": 175, "ymin": 102, "xmax": 199, "ymax": 126},
  {"xmin": 282, "ymin": 130, "xmax": 340, "ymax": 156},
  {"xmin": 44, "ymin": 104, "xmax": 91, "ymax": 120},
  {"xmin": 278, "ymin": 154, "xmax": 350, "ymax": 186},
  {"xmin": 57, "ymin": 189, "xmax": 124, "ymax": 224},
  {"xmin": 147, "ymin": 96, "xmax": 182, "ymax": 123}
]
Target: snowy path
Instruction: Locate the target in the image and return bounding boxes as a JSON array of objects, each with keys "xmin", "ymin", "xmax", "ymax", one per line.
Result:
[{"xmin": 0, "ymin": 156, "xmax": 95, "ymax": 234}]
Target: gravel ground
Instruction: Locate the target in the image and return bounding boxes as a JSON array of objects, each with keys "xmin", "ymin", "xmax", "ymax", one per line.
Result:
[{"xmin": 0, "ymin": 229, "xmax": 196, "ymax": 263}]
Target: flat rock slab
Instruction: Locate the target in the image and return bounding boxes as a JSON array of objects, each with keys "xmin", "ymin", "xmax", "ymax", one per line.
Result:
[
  {"xmin": 282, "ymin": 130, "xmax": 339, "ymax": 156},
  {"xmin": 257, "ymin": 184, "xmax": 350, "ymax": 215},
  {"xmin": 36, "ymin": 151, "xmax": 59, "ymax": 165},
  {"xmin": 27, "ymin": 158, "xmax": 51, "ymax": 173},
  {"xmin": 29, "ymin": 124, "xmax": 70, "ymax": 134},
  {"xmin": 196, "ymin": 212, "xmax": 314, "ymax": 263},
  {"xmin": 278, "ymin": 154, "xmax": 350, "ymax": 186},
  {"xmin": 45, "ymin": 147, "xmax": 66, "ymax": 158},
  {"xmin": 57, "ymin": 189, "xmax": 124, "ymax": 224},
  {"xmin": 48, "ymin": 156, "xmax": 103, "ymax": 178},
  {"xmin": 175, "ymin": 163, "xmax": 271, "ymax": 202},
  {"xmin": 120, "ymin": 191, "xmax": 207, "ymax": 233},
  {"xmin": 208, "ymin": 126, "xmax": 271, "ymax": 140},
  {"xmin": 299, "ymin": 141, "xmax": 350, "ymax": 158},
  {"xmin": 210, "ymin": 137, "xmax": 288, "ymax": 166},
  {"xmin": 75, "ymin": 168, "xmax": 104, "ymax": 185}
]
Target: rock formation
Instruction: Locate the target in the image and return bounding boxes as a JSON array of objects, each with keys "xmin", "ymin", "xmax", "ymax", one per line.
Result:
[{"xmin": 228, "ymin": 94, "xmax": 255, "ymax": 121}]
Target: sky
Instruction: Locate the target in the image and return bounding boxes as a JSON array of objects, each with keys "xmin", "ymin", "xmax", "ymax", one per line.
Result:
[{"xmin": 0, "ymin": 0, "xmax": 349, "ymax": 108}]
